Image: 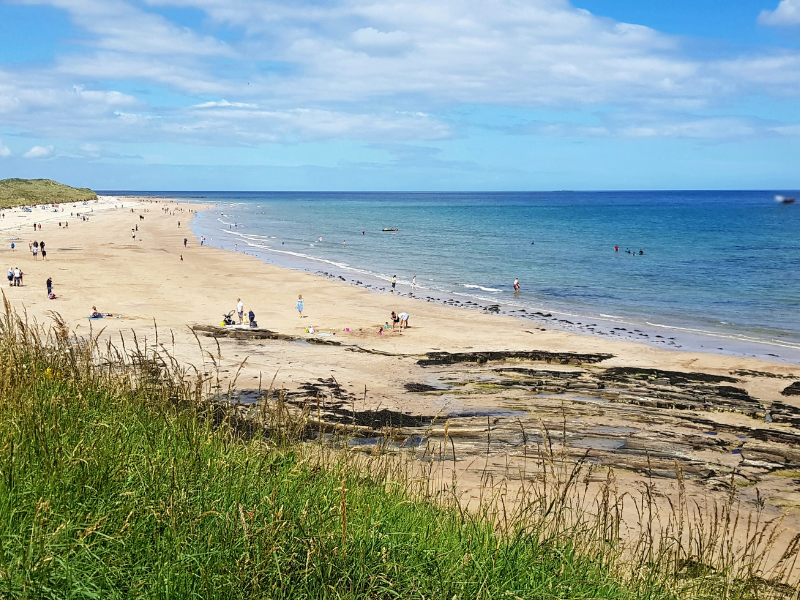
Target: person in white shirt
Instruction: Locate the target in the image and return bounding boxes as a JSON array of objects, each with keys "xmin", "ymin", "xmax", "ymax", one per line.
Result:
[
  {"xmin": 398, "ymin": 312, "xmax": 410, "ymax": 329},
  {"xmin": 237, "ymin": 298, "xmax": 244, "ymax": 324}
]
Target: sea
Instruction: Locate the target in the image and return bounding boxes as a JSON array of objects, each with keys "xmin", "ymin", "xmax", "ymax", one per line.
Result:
[{"xmin": 102, "ymin": 191, "xmax": 800, "ymax": 363}]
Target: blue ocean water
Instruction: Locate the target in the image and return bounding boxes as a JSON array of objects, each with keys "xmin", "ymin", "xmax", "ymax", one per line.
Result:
[{"xmin": 106, "ymin": 190, "xmax": 800, "ymax": 360}]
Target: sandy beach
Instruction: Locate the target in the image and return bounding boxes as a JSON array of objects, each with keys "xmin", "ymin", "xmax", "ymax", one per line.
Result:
[{"xmin": 3, "ymin": 196, "xmax": 800, "ymax": 543}]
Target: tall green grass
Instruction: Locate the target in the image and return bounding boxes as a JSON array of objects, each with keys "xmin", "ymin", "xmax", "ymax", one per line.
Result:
[{"xmin": 0, "ymin": 303, "xmax": 796, "ymax": 598}]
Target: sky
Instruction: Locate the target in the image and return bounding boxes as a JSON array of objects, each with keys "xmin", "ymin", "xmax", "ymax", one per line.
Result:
[{"xmin": 1, "ymin": 0, "xmax": 800, "ymax": 191}]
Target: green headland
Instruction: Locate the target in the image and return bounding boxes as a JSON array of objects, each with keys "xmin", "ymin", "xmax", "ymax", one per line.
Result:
[{"xmin": 0, "ymin": 178, "xmax": 97, "ymax": 209}]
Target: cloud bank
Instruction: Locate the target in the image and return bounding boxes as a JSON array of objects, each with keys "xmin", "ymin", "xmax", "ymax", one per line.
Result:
[{"xmin": 2, "ymin": 0, "xmax": 800, "ymax": 152}]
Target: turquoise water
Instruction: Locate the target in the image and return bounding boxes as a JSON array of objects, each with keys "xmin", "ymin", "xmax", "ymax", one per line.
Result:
[{"xmin": 108, "ymin": 191, "xmax": 800, "ymax": 360}]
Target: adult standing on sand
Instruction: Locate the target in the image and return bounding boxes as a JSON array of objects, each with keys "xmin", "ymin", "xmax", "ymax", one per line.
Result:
[
  {"xmin": 7, "ymin": 267, "xmax": 12, "ymax": 286},
  {"xmin": 46, "ymin": 277, "xmax": 52, "ymax": 296},
  {"xmin": 237, "ymin": 298, "xmax": 244, "ymax": 325},
  {"xmin": 391, "ymin": 275, "xmax": 397, "ymax": 293}
]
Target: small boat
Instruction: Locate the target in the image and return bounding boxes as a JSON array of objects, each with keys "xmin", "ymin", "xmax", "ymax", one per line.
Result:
[
  {"xmin": 382, "ymin": 227, "xmax": 399, "ymax": 232},
  {"xmin": 776, "ymin": 195, "xmax": 796, "ymax": 205}
]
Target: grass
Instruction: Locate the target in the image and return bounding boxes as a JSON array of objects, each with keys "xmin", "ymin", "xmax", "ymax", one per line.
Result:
[
  {"xmin": 0, "ymin": 303, "xmax": 797, "ymax": 598},
  {"xmin": 0, "ymin": 178, "xmax": 96, "ymax": 209}
]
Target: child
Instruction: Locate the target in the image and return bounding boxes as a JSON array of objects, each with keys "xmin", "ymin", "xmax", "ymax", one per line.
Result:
[{"xmin": 296, "ymin": 295, "xmax": 304, "ymax": 317}]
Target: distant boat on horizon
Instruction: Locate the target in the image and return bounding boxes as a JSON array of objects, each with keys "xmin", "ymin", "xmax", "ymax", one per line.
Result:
[{"xmin": 775, "ymin": 195, "xmax": 796, "ymax": 205}]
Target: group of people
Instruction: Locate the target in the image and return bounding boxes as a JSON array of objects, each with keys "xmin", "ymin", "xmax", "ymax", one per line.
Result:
[
  {"xmin": 7, "ymin": 266, "xmax": 23, "ymax": 287},
  {"xmin": 234, "ymin": 298, "xmax": 258, "ymax": 328},
  {"xmin": 29, "ymin": 240, "xmax": 47, "ymax": 260},
  {"xmin": 391, "ymin": 274, "xmax": 418, "ymax": 294}
]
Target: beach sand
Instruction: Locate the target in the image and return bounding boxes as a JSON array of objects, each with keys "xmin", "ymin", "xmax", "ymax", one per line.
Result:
[{"xmin": 4, "ymin": 197, "xmax": 800, "ymax": 556}]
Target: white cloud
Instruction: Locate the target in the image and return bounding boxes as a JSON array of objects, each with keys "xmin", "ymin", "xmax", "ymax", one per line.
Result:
[
  {"xmin": 23, "ymin": 145, "xmax": 54, "ymax": 159},
  {"xmin": 193, "ymin": 100, "xmax": 259, "ymax": 109},
  {"xmin": 0, "ymin": 139, "xmax": 10, "ymax": 157},
  {"xmin": 759, "ymin": 0, "xmax": 800, "ymax": 26}
]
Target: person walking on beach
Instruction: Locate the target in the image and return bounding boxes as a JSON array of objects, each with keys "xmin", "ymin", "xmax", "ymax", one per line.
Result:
[
  {"xmin": 13, "ymin": 267, "xmax": 21, "ymax": 287},
  {"xmin": 46, "ymin": 277, "xmax": 52, "ymax": 296},
  {"xmin": 513, "ymin": 278, "xmax": 520, "ymax": 293},
  {"xmin": 237, "ymin": 298, "xmax": 244, "ymax": 324},
  {"xmin": 296, "ymin": 295, "xmax": 304, "ymax": 318},
  {"xmin": 183, "ymin": 238, "xmax": 187, "ymax": 248},
  {"xmin": 132, "ymin": 229, "xmax": 136, "ymax": 240},
  {"xmin": 391, "ymin": 275, "xmax": 397, "ymax": 293},
  {"xmin": 412, "ymin": 275, "xmax": 416, "ymax": 292},
  {"xmin": 7, "ymin": 267, "xmax": 12, "ymax": 287}
]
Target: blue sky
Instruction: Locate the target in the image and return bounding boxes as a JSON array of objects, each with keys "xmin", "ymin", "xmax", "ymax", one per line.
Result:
[{"xmin": 1, "ymin": 0, "xmax": 800, "ymax": 191}]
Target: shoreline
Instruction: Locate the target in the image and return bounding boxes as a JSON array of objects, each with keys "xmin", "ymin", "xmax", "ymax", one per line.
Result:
[{"xmin": 187, "ymin": 200, "xmax": 800, "ymax": 364}]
